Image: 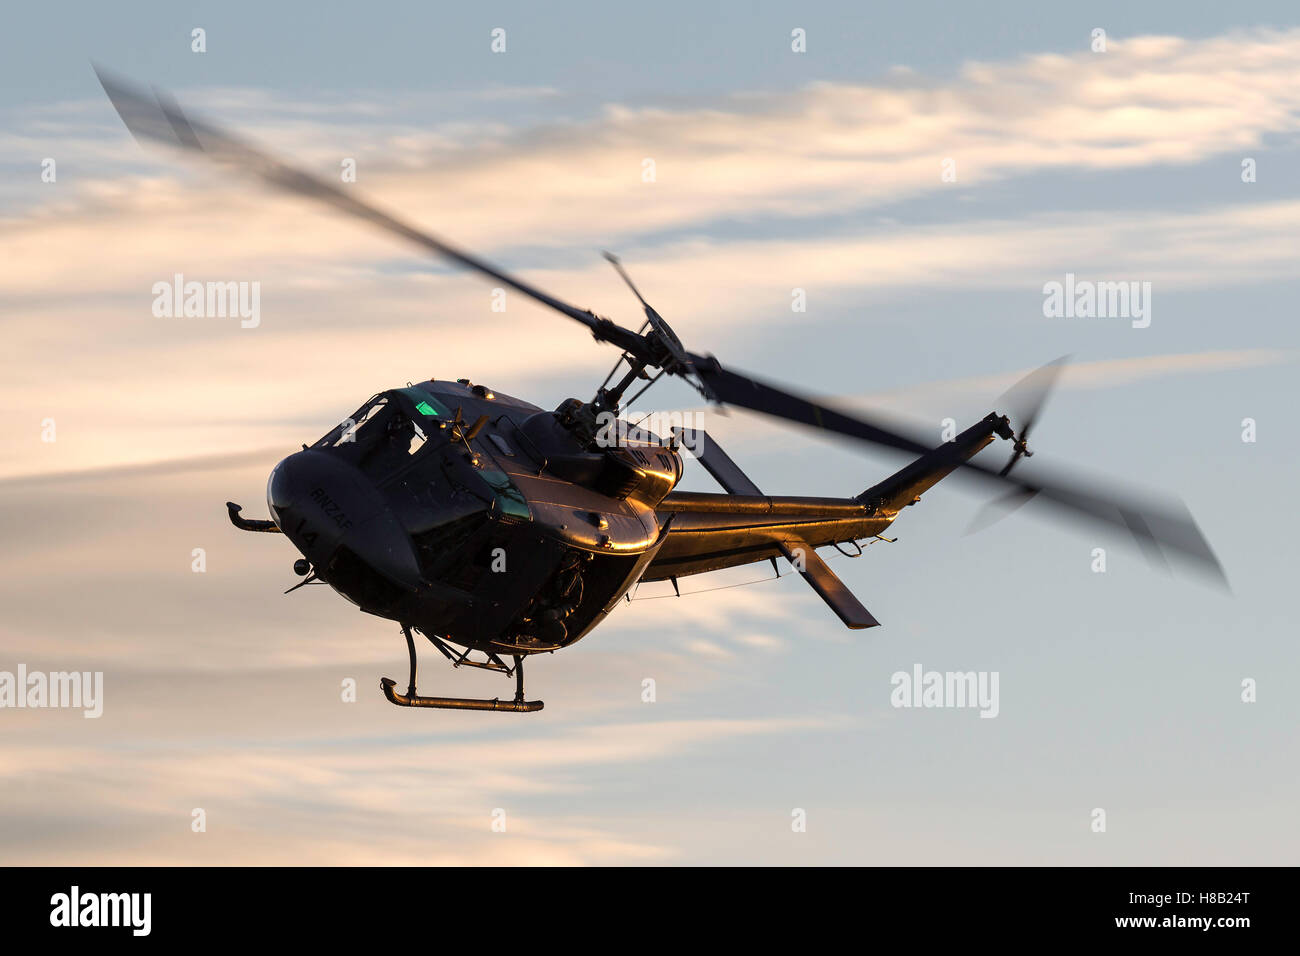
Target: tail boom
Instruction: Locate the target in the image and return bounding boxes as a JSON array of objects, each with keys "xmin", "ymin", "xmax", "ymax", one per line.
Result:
[{"xmin": 857, "ymin": 413, "xmax": 1012, "ymax": 516}]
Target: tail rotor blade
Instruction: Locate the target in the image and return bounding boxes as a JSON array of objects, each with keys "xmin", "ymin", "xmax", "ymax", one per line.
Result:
[
  {"xmin": 998, "ymin": 354, "xmax": 1070, "ymax": 442},
  {"xmin": 993, "ymin": 354, "xmax": 1069, "ymax": 477}
]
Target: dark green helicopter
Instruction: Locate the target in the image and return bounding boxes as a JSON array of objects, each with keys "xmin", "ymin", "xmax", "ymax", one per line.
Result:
[{"xmin": 99, "ymin": 69, "xmax": 1225, "ymax": 713}]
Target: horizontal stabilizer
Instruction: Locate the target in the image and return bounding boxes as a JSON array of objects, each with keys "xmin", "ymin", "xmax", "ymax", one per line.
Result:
[
  {"xmin": 674, "ymin": 427, "xmax": 879, "ymax": 629},
  {"xmin": 777, "ymin": 538, "xmax": 881, "ymax": 629}
]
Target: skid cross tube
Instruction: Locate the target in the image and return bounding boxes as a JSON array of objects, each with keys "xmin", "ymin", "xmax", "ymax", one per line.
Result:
[{"xmin": 380, "ymin": 624, "xmax": 544, "ymax": 712}]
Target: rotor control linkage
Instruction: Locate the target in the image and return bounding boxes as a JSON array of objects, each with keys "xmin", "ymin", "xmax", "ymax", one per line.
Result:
[{"xmin": 380, "ymin": 624, "xmax": 544, "ymax": 712}]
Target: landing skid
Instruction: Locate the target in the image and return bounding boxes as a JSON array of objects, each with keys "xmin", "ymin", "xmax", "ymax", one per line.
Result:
[{"xmin": 380, "ymin": 624, "xmax": 544, "ymax": 713}]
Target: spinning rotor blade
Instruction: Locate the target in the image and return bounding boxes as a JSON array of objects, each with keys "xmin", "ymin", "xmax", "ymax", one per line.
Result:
[
  {"xmin": 687, "ymin": 356, "xmax": 935, "ymax": 457},
  {"xmin": 963, "ymin": 456, "xmax": 1216, "ymax": 582},
  {"xmin": 999, "ymin": 354, "xmax": 1068, "ymax": 441},
  {"xmin": 95, "ymin": 67, "xmax": 650, "ymax": 357},
  {"xmin": 965, "ymin": 487, "xmax": 1039, "ymax": 535},
  {"xmin": 688, "ymin": 354, "xmax": 1225, "ymax": 584},
  {"xmin": 995, "ymin": 353, "xmax": 1069, "ymax": 476}
]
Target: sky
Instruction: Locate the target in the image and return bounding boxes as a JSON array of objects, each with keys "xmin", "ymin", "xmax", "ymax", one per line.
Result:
[{"xmin": 0, "ymin": 1, "xmax": 1297, "ymax": 865}]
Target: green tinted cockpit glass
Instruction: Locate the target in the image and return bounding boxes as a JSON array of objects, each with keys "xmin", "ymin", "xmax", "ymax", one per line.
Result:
[{"xmin": 396, "ymin": 386, "xmax": 451, "ymax": 418}]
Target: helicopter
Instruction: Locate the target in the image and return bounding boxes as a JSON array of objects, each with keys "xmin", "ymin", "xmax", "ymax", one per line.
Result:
[{"xmin": 97, "ymin": 68, "xmax": 1225, "ymax": 713}]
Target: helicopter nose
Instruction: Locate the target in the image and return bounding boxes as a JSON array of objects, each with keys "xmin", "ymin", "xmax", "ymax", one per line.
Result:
[{"xmin": 267, "ymin": 450, "xmax": 423, "ymax": 591}]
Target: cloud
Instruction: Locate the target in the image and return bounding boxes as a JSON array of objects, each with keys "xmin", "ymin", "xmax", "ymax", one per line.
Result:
[
  {"xmin": 15, "ymin": 29, "xmax": 1300, "ymax": 239},
  {"xmin": 12, "ymin": 27, "xmax": 1300, "ymax": 286},
  {"xmin": 0, "ymin": 716, "xmax": 835, "ymax": 864},
  {"xmin": 5, "ymin": 192, "xmax": 1300, "ymax": 479},
  {"xmin": 8, "ymin": 29, "xmax": 1300, "ymax": 478}
]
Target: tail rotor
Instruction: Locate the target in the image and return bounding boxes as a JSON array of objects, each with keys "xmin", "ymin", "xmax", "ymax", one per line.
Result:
[{"xmin": 996, "ymin": 354, "xmax": 1069, "ymax": 477}]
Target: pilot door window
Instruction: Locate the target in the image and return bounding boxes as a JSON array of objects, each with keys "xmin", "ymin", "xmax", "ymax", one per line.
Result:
[
  {"xmin": 313, "ymin": 395, "xmax": 387, "ymax": 449},
  {"xmin": 315, "ymin": 398, "xmax": 430, "ymax": 475}
]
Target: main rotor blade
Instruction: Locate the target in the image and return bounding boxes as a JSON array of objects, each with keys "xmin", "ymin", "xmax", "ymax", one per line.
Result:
[
  {"xmin": 688, "ymin": 356, "xmax": 935, "ymax": 457},
  {"xmin": 964, "ymin": 455, "xmax": 1222, "ymax": 584},
  {"xmin": 966, "ymin": 487, "xmax": 1040, "ymax": 535},
  {"xmin": 95, "ymin": 67, "xmax": 649, "ymax": 353},
  {"xmin": 689, "ymin": 355, "xmax": 1225, "ymax": 584}
]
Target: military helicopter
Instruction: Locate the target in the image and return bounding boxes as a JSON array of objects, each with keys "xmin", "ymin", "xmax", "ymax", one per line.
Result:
[{"xmin": 98, "ymin": 69, "xmax": 1225, "ymax": 713}]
